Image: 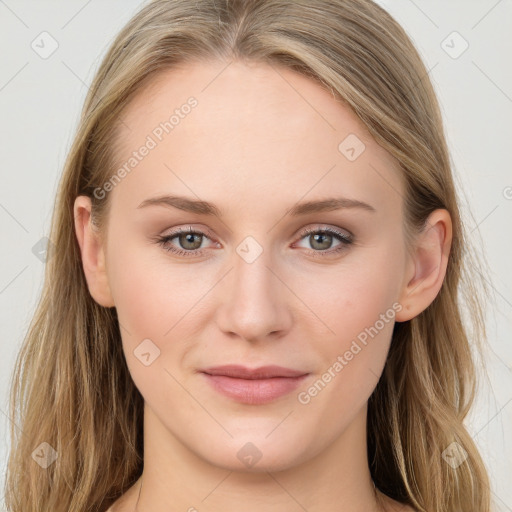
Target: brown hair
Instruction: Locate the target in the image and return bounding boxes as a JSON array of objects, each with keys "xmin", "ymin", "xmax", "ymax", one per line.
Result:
[{"xmin": 5, "ymin": 1, "xmax": 492, "ymax": 510}]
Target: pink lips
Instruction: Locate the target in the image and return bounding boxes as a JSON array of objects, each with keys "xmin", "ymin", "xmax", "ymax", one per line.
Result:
[{"xmin": 200, "ymin": 364, "xmax": 309, "ymax": 405}]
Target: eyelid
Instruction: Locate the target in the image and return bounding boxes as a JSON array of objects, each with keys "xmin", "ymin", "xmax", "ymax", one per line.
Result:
[
  {"xmin": 154, "ymin": 223, "xmax": 354, "ymax": 258},
  {"xmin": 160, "ymin": 224, "xmax": 216, "ymax": 241},
  {"xmin": 159, "ymin": 223, "xmax": 352, "ymax": 243},
  {"xmin": 295, "ymin": 224, "xmax": 353, "ymax": 242}
]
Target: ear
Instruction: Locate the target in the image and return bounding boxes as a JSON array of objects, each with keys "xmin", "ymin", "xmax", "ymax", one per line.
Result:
[
  {"xmin": 395, "ymin": 209, "xmax": 452, "ymax": 322},
  {"xmin": 73, "ymin": 196, "xmax": 115, "ymax": 308}
]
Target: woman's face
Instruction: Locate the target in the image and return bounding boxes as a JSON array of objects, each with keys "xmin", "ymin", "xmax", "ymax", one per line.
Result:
[{"xmin": 95, "ymin": 59, "xmax": 414, "ymax": 471}]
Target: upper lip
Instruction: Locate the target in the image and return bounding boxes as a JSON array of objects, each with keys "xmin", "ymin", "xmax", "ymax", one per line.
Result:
[{"xmin": 201, "ymin": 364, "xmax": 309, "ymax": 379}]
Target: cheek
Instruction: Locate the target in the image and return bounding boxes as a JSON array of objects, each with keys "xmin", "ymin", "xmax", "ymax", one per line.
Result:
[
  {"xmin": 294, "ymin": 243, "xmax": 404, "ymax": 404},
  {"xmin": 303, "ymin": 241, "xmax": 403, "ymax": 338},
  {"xmin": 107, "ymin": 233, "xmax": 208, "ymax": 335},
  {"xmin": 105, "ymin": 241, "xmax": 218, "ymax": 417},
  {"xmin": 105, "ymin": 237, "xmax": 207, "ymax": 379}
]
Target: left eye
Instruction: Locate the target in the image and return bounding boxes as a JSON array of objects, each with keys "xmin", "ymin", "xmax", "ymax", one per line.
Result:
[
  {"xmin": 293, "ymin": 227, "xmax": 353, "ymax": 255},
  {"xmin": 155, "ymin": 226, "xmax": 354, "ymax": 258}
]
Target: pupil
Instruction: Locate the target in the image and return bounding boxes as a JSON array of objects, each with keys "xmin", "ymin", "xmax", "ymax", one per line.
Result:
[
  {"xmin": 181, "ymin": 233, "xmax": 201, "ymax": 249},
  {"xmin": 313, "ymin": 233, "xmax": 331, "ymax": 250}
]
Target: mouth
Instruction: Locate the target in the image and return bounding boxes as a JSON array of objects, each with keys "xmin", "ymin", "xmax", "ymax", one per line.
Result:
[{"xmin": 199, "ymin": 365, "xmax": 310, "ymax": 405}]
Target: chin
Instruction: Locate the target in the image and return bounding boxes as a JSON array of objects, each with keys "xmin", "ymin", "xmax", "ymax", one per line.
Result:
[{"xmin": 192, "ymin": 432, "xmax": 312, "ymax": 473}]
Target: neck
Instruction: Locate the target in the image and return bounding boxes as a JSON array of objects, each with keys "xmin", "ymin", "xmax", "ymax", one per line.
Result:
[{"xmin": 134, "ymin": 402, "xmax": 383, "ymax": 512}]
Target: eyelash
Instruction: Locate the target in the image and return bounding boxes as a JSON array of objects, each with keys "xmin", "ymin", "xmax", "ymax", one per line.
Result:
[{"xmin": 154, "ymin": 225, "xmax": 354, "ymax": 259}]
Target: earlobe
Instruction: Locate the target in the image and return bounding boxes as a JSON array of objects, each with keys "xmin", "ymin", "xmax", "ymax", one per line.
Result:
[
  {"xmin": 395, "ymin": 209, "xmax": 452, "ymax": 322},
  {"xmin": 73, "ymin": 196, "xmax": 115, "ymax": 308}
]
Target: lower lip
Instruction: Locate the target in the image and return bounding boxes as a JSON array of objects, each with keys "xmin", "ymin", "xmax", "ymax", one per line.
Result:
[{"xmin": 201, "ymin": 373, "xmax": 309, "ymax": 405}]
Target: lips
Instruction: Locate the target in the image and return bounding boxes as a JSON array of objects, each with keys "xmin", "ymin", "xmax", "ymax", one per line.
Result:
[
  {"xmin": 200, "ymin": 364, "xmax": 310, "ymax": 405},
  {"xmin": 201, "ymin": 364, "xmax": 308, "ymax": 379}
]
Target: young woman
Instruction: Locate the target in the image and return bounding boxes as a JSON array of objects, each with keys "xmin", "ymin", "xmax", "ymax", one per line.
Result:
[{"xmin": 5, "ymin": 1, "xmax": 492, "ymax": 511}]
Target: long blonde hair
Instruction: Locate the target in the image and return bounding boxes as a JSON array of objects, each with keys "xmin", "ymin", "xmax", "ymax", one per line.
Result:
[{"xmin": 5, "ymin": 1, "xmax": 492, "ymax": 511}]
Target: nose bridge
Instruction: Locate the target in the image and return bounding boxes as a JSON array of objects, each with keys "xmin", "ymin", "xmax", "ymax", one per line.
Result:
[
  {"xmin": 231, "ymin": 234, "xmax": 278, "ymax": 314},
  {"xmin": 233, "ymin": 236, "xmax": 274, "ymax": 301},
  {"xmin": 215, "ymin": 233, "xmax": 291, "ymax": 341}
]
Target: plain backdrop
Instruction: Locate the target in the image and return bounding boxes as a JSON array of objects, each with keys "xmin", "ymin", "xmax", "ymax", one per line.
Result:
[{"xmin": 0, "ymin": 1, "xmax": 511, "ymax": 510}]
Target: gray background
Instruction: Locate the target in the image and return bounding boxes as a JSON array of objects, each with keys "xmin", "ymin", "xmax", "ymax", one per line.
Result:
[{"xmin": 0, "ymin": 0, "xmax": 511, "ymax": 510}]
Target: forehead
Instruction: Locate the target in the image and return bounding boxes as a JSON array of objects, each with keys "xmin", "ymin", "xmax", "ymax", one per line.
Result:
[{"xmin": 109, "ymin": 59, "xmax": 404, "ymax": 220}]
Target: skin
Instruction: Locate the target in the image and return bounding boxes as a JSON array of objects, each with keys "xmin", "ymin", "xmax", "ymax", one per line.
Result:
[{"xmin": 74, "ymin": 58, "xmax": 451, "ymax": 512}]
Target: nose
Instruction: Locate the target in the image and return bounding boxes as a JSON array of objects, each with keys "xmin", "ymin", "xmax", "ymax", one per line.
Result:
[{"xmin": 214, "ymin": 241, "xmax": 293, "ymax": 343}]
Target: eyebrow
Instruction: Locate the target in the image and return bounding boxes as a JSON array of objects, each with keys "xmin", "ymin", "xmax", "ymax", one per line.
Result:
[{"xmin": 137, "ymin": 194, "xmax": 377, "ymax": 216}]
